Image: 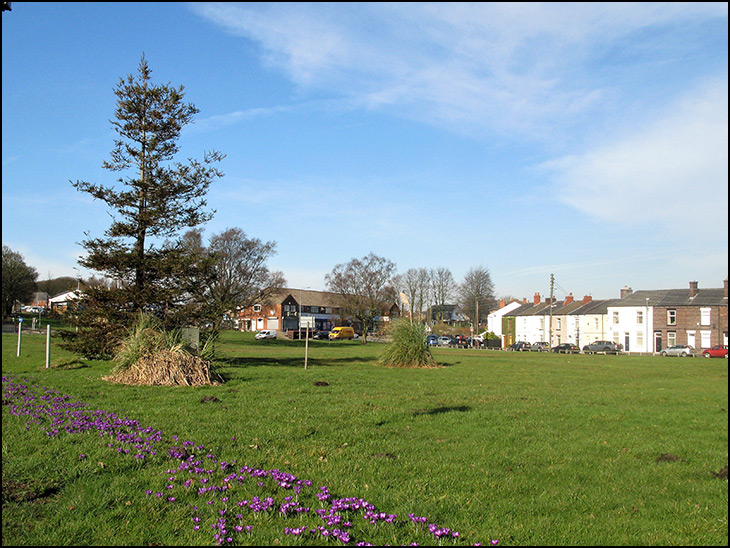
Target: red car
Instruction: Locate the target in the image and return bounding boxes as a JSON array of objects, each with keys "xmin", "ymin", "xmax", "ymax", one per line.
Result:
[{"xmin": 702, "ymin": 345, "xmax": 728, "ymax": 358}]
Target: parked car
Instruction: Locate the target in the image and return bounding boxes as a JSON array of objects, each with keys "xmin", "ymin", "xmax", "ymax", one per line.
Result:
[
  {"xmin": 255, "ymin": 329, "xmax": 277, "ymax": 340},
  {"xmin": 509, "ymin": 341, "xmax": 531, "ymax": 351},
  {"xmin": 427, "ymin": 334, "xmax": 439, "ymax": 346},
  {"xmin": 437, "ymin": 336, "xmax": 452, "ymax": 346},
  {"xmin": 531, "ymin": 342, "xmax": 550, "ymax": 352},
  {"xmin": 313, "ymin": 331, "xmax": 331, "ymax": 340},
  {"xmin": 702, "ymin": 345, "xmax": 728, "ymax": 358},
  {"xmin": 452, "ymin": 335, "xmax": 469, "ymax": 347},
  {"xmin": 660, "ymin": 344, "xmax": 695, "ymax": 357},
  {"xmin": 582, "ymin": 340, "xmax": 622, "ymax": 354},
  {"xmin": 552, "ymin": 343, "xmax": 580, "ymax": 354}
]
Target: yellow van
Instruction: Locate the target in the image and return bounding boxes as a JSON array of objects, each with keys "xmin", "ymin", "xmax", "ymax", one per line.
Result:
[{"xmin": 329, "ymin": 326, "xmax": 355, "ymax": 340}]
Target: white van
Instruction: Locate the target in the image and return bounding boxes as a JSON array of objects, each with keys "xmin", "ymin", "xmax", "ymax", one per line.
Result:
[{"xmin": 255, "ymin": 330, "xmax": 277, "ymax": 340}]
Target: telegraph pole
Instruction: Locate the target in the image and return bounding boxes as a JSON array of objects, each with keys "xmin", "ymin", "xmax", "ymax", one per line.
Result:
[{"xmin": 549, "ymin": 274, "xmax": 554, "ymax": 347}]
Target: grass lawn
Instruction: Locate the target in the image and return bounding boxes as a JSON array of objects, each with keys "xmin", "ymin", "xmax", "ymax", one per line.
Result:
[{"xmin": 2, "ymin": 328, "xmax": 728, "ymax": 546}]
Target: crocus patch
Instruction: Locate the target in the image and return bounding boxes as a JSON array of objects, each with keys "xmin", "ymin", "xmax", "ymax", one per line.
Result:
[{"xmin": 3, "ymin": 375, "xmax": 499, "ymax": 546}]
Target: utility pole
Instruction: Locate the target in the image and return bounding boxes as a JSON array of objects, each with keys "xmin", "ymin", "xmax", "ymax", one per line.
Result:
[{"xmin": 549, "ymin": 274, "xmax": 554, "ymax": 347}]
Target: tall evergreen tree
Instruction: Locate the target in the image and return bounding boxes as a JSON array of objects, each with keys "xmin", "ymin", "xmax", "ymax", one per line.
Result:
[{"xmin": 65, "ymin": 56, "xmax": 224, "ymax": 358}]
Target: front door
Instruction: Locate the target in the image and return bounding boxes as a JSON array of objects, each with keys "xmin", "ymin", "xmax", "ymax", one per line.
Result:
[
  {"xmin": 624, "ymin": 332, "xmax": 630, "ymax": 352},
  {"xmin": 654, "ymin": 332, "xmax": 662, "ymax": 352}
]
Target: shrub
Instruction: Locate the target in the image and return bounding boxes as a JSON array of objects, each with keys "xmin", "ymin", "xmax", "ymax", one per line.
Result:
[{"xmin": 378, "ymin": 319, "xmax": 438, "ymax": 368}]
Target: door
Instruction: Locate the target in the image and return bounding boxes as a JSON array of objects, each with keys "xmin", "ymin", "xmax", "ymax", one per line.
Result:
[
  {"xmin": 654, "ymin": 332, "xmax": 662, "ymax": 352},
  {"xmin": 624, "ymin": 332, "xmax": 630, "ymax": 352}
]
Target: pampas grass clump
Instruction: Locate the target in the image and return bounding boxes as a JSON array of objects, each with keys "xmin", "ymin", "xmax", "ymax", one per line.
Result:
[
  {"xmin": 103, "ymin": 313, "xmax": 222, "ymax": 386},
  {"xmin": 378, "ymin": 319, "xmax": 439, "ymax": 368}
]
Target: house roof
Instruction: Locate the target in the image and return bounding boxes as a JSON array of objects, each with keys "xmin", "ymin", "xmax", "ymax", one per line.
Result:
[
  {"xmin": 259, "ymin": 288, "xmax": 343, "ymax": 308},
  {"xmin": 614, "ymin": 288, "xmax": 727, "ymax": 307}
]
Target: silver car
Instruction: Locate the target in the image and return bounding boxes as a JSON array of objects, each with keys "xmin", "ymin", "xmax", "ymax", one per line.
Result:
[{"xmin": 660, "ymin": 344, "xmax": 694, "ymax": 357}]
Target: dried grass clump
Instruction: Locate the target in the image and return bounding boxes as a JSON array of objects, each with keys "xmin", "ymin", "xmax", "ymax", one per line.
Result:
[
  {"xmin": 103, "ymin": 313, "xmax": 222, "ymax": 387},
  {"xmin": 104, "ymin": 348, "xmax": 223, "ymax": 386}
]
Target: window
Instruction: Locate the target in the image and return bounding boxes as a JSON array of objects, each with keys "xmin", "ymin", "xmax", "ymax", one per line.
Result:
[
  {"xmin": 667, "ymin": 309, "xmax": 676, "ymax": 325},
  {"xmin": 700, "ymin": 331, "xmax": 711, "ymax": 348},
  {"xmin": 667, "ymin": 331, "xmax": 676, "ymax": 346},
  {"xmin": 637, "ymin": 331, "xmax": 644, "ymax": 347},
  {"xmin": 636, "ymin": 310, "xmax": 643, "ymax": 324},
  {"xmin": 556, "ymin": 318, "xmax": 562, "ymax": 330},
  {"xmin": 700, "ymin": 308, "xmax": 711, "ymax": 326},
  {"xmin": 612, "ymin": 311, "xmax": 619, "ymax": 324},
  {"xmin": 253, "ymin": 305, "xmax": 262, "ymax": 313}
]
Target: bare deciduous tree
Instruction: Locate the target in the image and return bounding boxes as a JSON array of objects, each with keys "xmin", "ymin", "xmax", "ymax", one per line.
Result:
[
  {"xmin": 398, "ymin": 267, "xmax": 432, "ymax": 322},
  {"xmin": 430, "ymin": 267, "xmax": 455, "ymax": 322},
  {"xmin": 205, "ymin": 228, "xmax": 285, "ymax": 330},
  {"xmin": 457, "ymin": 265, "xmax": 495, "ymax": 330},
  {"xmin": 325, "ymin": 253, "xmax": 396, "ymax": 344}
]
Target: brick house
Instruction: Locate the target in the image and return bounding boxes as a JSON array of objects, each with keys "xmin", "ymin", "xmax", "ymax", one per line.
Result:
[
  {"xmin": 234, "ymin": 288, "xmax": 344, "ymax": 333},
  {"xmin": 607, "ymin": 279, "xmax": 728, "ymax": 353}
]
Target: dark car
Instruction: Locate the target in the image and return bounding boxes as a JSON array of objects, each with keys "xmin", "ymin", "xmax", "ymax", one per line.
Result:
[
  {"xmin": 582, "ymin": 340, "xmax": 622, "ymax": 354},
  {"xmin": 510, "ymin": 341, "xmax": 531, "ymax": 351},
  {"xmin": 552, "ymin": 343, "xmax": 580, "ymax": 354},
  {"xmin": 313, "ymin": 331, "xmax": 331, "ymax": 340},
  {"xmin": 427, "ymin": 334, "xmax": 439, "ymax": 346},
  {"xmin": 531, "ymin": 342, "xmax": 550, "ymax": 352},
  {"xmin": 452, "ymin": 335, "xmax": 469, "ymax": 347}
]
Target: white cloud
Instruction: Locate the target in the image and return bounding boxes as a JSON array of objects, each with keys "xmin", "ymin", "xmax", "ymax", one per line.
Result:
[
  {"xmin": 545, "ymin": 78, "xmax": 728, "ymax": 233},
  {"xmin": 191, "ymin": 2, "xmax": 727, "ymax": 139}
]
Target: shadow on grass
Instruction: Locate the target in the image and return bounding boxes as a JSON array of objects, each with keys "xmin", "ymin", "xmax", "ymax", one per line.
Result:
[
  {"xmin": 216, "ymin": 356, "xmax": 378, "ymax": 368},
  {"xmin": 412, "ymin": 405, "xmax": 471, "ymax": 417}
]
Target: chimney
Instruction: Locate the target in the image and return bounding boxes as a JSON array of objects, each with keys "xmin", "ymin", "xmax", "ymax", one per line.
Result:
[
  {"xmin": 620, "ymin": 285, "xmax": 633, "ymax": 299},
  {"xmin": 582, "ymin": 295, "xmax": 592, "ymax": 304},
  {"xmin": 689, "ymin": 281, "xmax": 698, "ymax": 298},
  {"xmin": 499, "ymin": 298, "xmax": 506, "ymax": 309},
  {"xmin": 534, "ymin": 292, "xmax": 541, "ymax": 305},
  {"xmin": 564, "ymin": 293, "xmax": 574, "ymax": 305}
]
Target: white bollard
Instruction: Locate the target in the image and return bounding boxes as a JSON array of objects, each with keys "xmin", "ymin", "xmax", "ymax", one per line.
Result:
[{"xmin": 46, "ymin": 325, "xmax": 51, "ymax": 368}]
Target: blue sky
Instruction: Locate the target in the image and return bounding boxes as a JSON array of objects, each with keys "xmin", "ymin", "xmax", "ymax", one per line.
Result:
[{"xmin": 2, "ymin": 2, "xmax": 728, "ymax": 301}]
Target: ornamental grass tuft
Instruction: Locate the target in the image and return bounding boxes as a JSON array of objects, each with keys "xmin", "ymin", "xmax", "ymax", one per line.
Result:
[
  {"xmin": 104, "ymin": 313, "xmax": 222, "ymax": 386},
  {"xmin": 378, "ymin": 318, "xmax": 439, "ymax": 368}
]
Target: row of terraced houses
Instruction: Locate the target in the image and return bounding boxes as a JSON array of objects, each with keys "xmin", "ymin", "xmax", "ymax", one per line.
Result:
[
  {"xmin": 234, "ymin": 278, "xmax": 727, "ymax": 354},
  {"xmin": 492, "ymin": 279, "xmax": 728, "ymax": 353}
]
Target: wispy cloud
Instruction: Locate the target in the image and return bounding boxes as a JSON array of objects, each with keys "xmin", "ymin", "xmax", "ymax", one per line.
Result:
[
  {"xmin": 544, "ymin": 77, "xmax": 728, "ymax": 233},
  {"xmin": 191, "ymin": 2, "xmax": 727, "ymax": 140}
]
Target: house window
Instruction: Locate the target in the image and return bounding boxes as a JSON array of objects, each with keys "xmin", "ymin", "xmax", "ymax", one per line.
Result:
[
  {"xmin": 637, "ymin": 331, "xmax": 644, "ymax": 347},
  {"xmin": 700, "ymin": 331, "xmax": 711, "ymax": 348},
  {"xmin": 667, "ymin": 331, "xmax": 676, "ymax": 346},
  {"xmin": 700, "ymin": 308, "xmax": 711, "ymax": 326},
  {"xmin": 667, "ymin": 309, "xmax": 676, "ymax": 325},
  {"xmin": 636, "ymin": 310, "xmax": 643, "ymax": 324},
  {"xmin": 556, "ymin": 318, "xmax": 562, "ymax": 330},
  {"xmin": 612, "ymin": 311, "xmax": 619, "ymax": 324},
  {"xmin": 311, "ymin": 306, "xmax": 319, "ymax": 314},
  {"xmin": 253, "ymin": 305, "xmax": 262, "ymax": 313}
]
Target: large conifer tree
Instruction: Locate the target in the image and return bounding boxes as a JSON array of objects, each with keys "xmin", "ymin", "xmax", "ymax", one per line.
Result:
[{"xmin": 65, "ymin": 56, "xmax": 224, "ymax": 358}]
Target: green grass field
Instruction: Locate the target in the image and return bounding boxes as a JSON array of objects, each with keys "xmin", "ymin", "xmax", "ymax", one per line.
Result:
[{"xmin": 2, "ymin": 329, "xmax": 728, "ymax": 546}]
